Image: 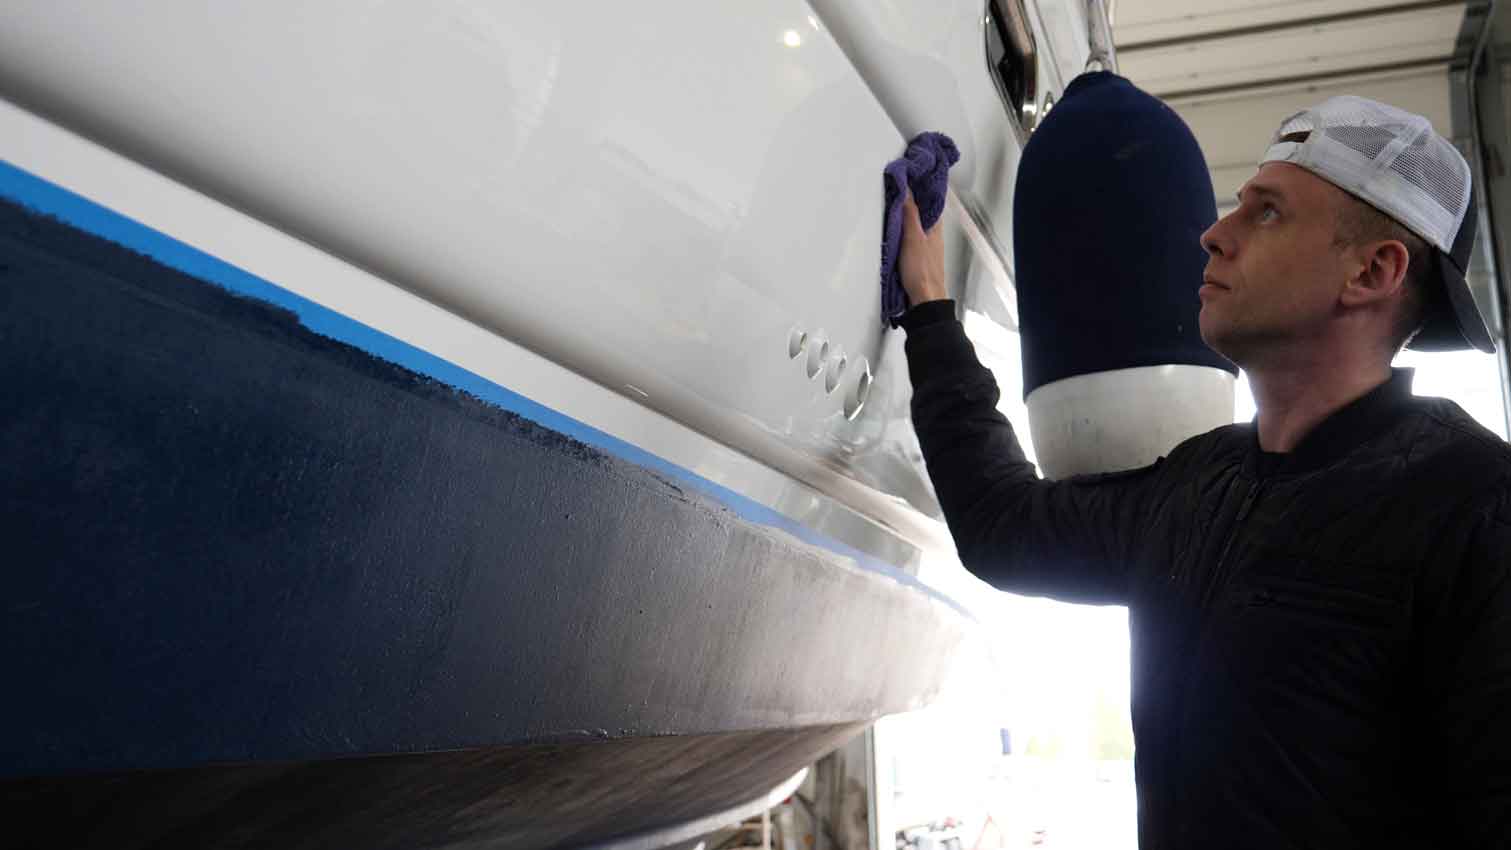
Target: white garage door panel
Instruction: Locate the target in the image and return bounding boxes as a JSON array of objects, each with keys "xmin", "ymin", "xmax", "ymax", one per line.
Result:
[
  {"xmin": 1118, "ymin": 0, "xmax": 1427, "ymax": 45},
  {"xmin": 1122, "ymin": 5, "xmax": 1464, "ymax": 95},
  {"xmin": 1174, "ymin": 70, "xmax": 1453, "ymax": 204}
]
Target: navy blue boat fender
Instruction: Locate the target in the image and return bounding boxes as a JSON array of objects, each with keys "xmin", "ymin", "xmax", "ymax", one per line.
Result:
[{"xmin": 1012, "ymin": 71, "xmax": 1238, "ymax": 478}]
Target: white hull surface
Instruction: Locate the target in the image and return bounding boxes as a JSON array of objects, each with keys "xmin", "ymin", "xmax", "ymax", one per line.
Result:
[{"xmin": 0, "ymin": 0, "xmax": 1092, "ymax": 562}]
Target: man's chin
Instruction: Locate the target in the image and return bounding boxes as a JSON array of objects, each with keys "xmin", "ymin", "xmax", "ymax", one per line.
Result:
[{"xmin": 1198, "ymin": 317, "xmax": 1240, "ymax": 365}]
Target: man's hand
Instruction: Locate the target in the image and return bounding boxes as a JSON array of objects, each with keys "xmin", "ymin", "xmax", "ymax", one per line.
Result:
[{"xmin": 900, "ymin": 191, "xmax": 948, "ymax": 306}]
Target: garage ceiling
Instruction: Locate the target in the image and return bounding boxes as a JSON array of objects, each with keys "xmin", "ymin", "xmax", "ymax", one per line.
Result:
[{"xmin": 1112, "ymin": 0, "xmax": 1489, "ymax": 206}]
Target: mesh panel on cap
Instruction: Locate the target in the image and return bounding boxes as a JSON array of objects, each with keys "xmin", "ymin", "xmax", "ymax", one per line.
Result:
[
  {"xmin": 1265, "ymin": 96, "xmax": 1471, "ymax": 249},
  {"xmin": 1389, "ymin": 139, "xmax": 1468, "ymax": 218},
  {"xmin": 1322, "ymin": 125, "xmax": 1394, "ymax": 161},
  {"xmin": 1314, "ymin": 97, "xmax": 1416, "ymax": 128}
]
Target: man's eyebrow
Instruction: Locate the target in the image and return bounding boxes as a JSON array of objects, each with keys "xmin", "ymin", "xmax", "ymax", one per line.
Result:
[{"xmin": 1235, "ymin": 183, "xmax": 1285, "ymax": 205}]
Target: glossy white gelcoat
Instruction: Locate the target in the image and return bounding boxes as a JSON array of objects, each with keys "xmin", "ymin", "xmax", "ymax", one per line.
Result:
[
  {"xmin": 809, "ymin": 0, "xmax": 1055, "ymax": 302},
  {"xmin": 1034, "ymin": 0, "xmax": 1096, "ymax": 80},
  {"xmin": 0, "ymin": 1, "xmax": 1096, "ymax": 566},
  {"xmin": 798, "ymin": 0, "xmax": 1081, "ymax": 520},
  {"xmin": 1026, "ymin": 366, "xmax": 1238, "ymax": 479}
]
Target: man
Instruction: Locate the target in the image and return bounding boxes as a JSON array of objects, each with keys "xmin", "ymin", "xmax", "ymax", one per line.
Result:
[{"xmin": 898, "ymin": 96, "xmax": 1511, "ymax": 846}]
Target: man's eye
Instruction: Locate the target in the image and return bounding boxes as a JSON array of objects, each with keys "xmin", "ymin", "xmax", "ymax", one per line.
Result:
[{"xmin": 1258, "ymin": 205, "xmax": 1279, "ymax": 223}]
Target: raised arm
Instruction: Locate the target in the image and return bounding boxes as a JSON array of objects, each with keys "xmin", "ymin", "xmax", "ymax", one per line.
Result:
[{"xmin": 898, "ymin": 193, "xmax": 1162, "ymax": 605}]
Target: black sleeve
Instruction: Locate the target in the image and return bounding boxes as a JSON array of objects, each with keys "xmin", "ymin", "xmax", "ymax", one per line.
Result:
[
  {"xmin": 1421, "ymin": 490, "xmax": 1511, "ymax": 842},
  {"xmin": 903, "ymin": 301, "xmax": 1163, "ymax": 605}
]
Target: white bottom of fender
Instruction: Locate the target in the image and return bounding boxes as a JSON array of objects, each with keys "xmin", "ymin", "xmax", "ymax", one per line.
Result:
[{"xmin": 1025, "ymin": 365, "xmax": 1236, "ymax": 480}]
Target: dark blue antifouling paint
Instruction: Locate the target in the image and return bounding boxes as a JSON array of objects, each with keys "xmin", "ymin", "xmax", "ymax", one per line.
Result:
[
  {"xmin": 0, "ymin": 147, "xmax": 979, "ymax": 850},
  {"xmin": 0, "ymin": 158, "xmax": 976, "ymax": 793},
  {"xmin": 0, "ymin": 159, "xmax": 954, "ymax": 609}
]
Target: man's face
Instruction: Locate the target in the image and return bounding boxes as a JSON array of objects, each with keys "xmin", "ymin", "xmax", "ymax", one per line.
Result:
[{"xmin": 1198, "ymin": 162, "xmax": 1359, "ymax": 363}]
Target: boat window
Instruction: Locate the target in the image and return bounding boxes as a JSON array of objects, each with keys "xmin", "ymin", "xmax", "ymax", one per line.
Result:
[{"xmin": 986, "ymin": 0, "xmax": 1039, "ymax": 134}]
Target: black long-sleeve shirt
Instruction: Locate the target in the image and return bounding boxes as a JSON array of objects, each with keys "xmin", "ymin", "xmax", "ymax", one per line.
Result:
[{"xmin": 903, "ymin": 300, "xmax": 1511, "ymax": 848}]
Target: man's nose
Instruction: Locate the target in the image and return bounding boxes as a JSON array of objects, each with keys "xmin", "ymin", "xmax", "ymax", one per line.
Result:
[{"xmin": 1201, "ymin": 214, "xmax": 1233, "ymax": 259}]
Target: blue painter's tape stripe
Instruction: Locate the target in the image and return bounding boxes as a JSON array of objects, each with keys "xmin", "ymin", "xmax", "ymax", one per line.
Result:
[{"xmin": 0, "ymin": 158, "xmax": 970, "ymax": 619}]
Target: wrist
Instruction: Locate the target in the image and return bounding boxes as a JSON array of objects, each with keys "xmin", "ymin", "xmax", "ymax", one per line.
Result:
[
  {"xmin": 905, "ymin": 277, "xmax": 949, "ymax": 305},
  {"xmin": 900, "ymin": 299, "xmax": 956, "ymax": 332}
]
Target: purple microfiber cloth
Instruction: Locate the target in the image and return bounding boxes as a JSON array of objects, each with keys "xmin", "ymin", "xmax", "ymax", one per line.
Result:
[{"xmin": 881, "ymin": 131, "xmax": 960, "ymax": 328}]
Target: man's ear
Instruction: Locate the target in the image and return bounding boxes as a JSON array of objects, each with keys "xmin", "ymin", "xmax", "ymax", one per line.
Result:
[{"xmin": 1340, "ymin": 239, "xmax": 1410, "ymax": 308}]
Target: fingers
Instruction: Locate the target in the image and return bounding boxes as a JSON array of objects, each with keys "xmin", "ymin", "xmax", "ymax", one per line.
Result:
[
  {"xmin": 901, "ymin": 191, "xmax": 924, "ymax": 237},
  {"xmin": 902, "ymin": 190, "xmax": 941, "ymax": 241},
  {"xmin": 897, "ymin": 188, "xmax": 949, "ymax": 304}
]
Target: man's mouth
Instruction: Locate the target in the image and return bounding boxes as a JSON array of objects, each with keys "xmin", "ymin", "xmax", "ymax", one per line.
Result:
[{"xmin": 1200, "ymin": 276, "xmax": 1229, "ymax": 294}]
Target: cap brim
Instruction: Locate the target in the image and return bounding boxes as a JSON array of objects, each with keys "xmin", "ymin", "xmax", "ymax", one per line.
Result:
[{"xmin": 1407, "ymin": 251, "xmax": 1496, "ymax": 353}]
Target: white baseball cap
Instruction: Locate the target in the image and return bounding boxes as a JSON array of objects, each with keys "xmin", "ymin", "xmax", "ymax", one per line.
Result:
[{"xmin": 1260, "ymin": 96, "xmax": 1494, "ymax": 353}]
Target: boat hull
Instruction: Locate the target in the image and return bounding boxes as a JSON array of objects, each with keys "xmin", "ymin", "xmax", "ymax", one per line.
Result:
[
  {"xmin": 0, "ymin": 167, "xmax": 974, "ymax": 846},
  {"xmin": 1, "ymin": 726, "xmax": 857, "ymax": 849}
]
